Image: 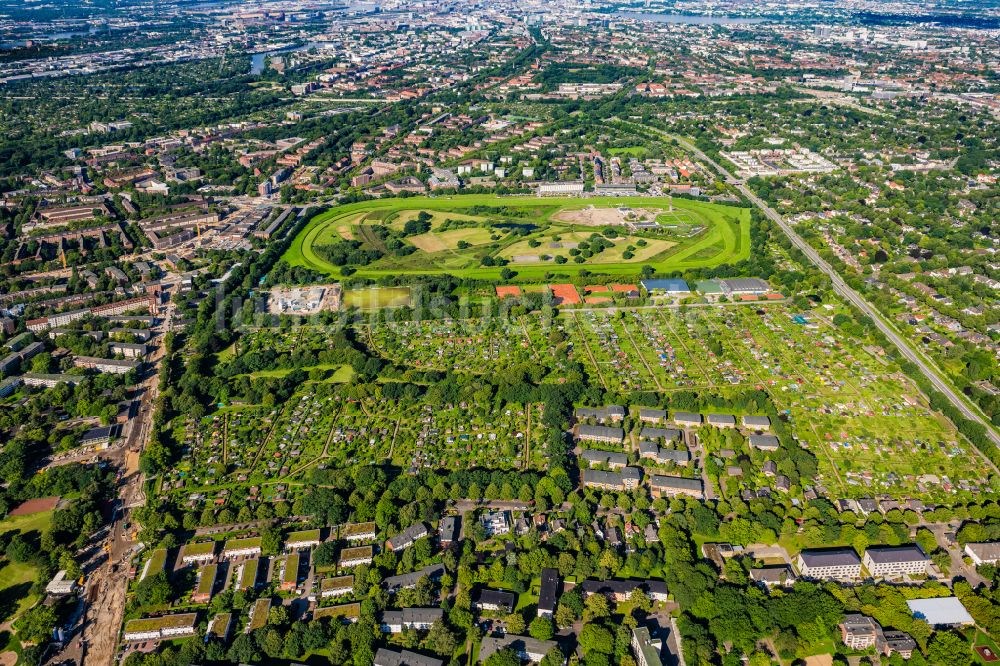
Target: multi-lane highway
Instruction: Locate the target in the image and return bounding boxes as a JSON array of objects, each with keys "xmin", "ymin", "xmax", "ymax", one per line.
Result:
[{"xmin": 647, "ymin": 126, "xmax": 1000, "ymax": 448}]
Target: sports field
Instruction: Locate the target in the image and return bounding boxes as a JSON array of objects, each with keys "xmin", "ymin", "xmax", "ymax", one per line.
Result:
[{"xmin": 283, "ymin": 194, "xmax": 750, "ymax": 279}]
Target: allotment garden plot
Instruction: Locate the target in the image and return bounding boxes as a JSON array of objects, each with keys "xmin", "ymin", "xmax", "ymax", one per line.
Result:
[
  {"xmin": 562, "ymin": 302, "xmax": 992, "ymax": 498},
  {"xmin": 363, "ymin": 318, "xmax": 577, "ymax": 380},
  {"xmin": 166, "ymin": 406, "xmax": 277, "ymax": 494},
  {"xmin": 228, "ymin": 326, "xmax": 355, "ymax": 379},
  {"xmin": 389, "ymin": 402, "xmax": 546, "ymax": 472}
]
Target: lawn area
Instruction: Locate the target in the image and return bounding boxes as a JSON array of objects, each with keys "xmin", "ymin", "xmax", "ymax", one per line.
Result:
[
  {"xmin": 0, "ymin": 510, "xmax": 52, "ymax": 633},
  {"xmin": 408, "ymin": 226, "xmax": 496, "ymax": 252},
  {"xmin": 607, "ymin": 146, "xmax": 649, "ymax": 157},
  {"xmin": 0, "ymin": 509, "xmax": 54, "ymax": 537},
  {"xmin": 0, "ymin": 561, "xmax": 40, "ymax": 620},
  {"xmin": 215, "ymin": 342, "xmax": 237, "ymax": 363},
  {"xmin": 972, "ymin": 630, "xmax": 1000, "ymax": 665},
  {"xmin": 247, "ymin": 364, "xmax": 355, "ymax": 382},
  {"xmin": 498, "ymin": 232, "xmax": 675, "ymax": 265},
  {"xmin": 342, "ymin": 287, "xmax": 412, "ymax": 310},
  {"xmin": 282, "ymin": 194, "xmax": 750, "ymax": 280}
]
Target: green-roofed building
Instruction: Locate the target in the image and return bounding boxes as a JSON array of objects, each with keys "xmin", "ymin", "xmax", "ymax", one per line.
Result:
[
  {"xmin": 246, "ymin": 598, "xmax": 270, "ymax": 633},
  {"xmin": 237, "ymin": 557, "xmax": 260, "ymax": 591},
  {"xmin": 285, "ymin": 529, "xmax": 321, "ymax": 550},
  {"xmin": 193, "ymin": 563, "xmax": 218, "ymax": 603},
  {"xmin": 207, "ymin": 613, "xmax": 232, "ymax": 642},
  {"xmin": 339, "ymin": 545, "xmax": 373, "ymax": 569},
  {"xmin": 320, "ymin": 575, "xmax": 354, "ymax": 598},
  {"xmin": 281, "ymin": 553, "xmax": 301, "ymax": 591},
  {"xmin": 124, "ymin": 613, "xmax": 198, "ymax": 642},
  {"xmin": 140, "ymin": 548, "xmax": 169, "ymax": 581},
  {"xmin": 223, "ymin": 536, "xmax": 262, "ymax": 559},
  {"xmin": 631, "ymin": 626, "xmax": 664, "ymax": 666},
  {"xmin": 341, "ymin": 522, "xmax": 377, "ymax": 542},
  {"xmin": 180, "ymin": 541, "xmax": 217, "ymax": 565},
  {"xmin": 313, "ymin": 602, "xmax": 361, "ymax": 623},
  {"xmin": 695, "ymin": 279, "xmax": 723, "ymax": 294}
]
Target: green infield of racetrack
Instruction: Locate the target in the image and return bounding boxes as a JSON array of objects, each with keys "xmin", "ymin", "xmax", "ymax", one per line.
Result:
[{"xmin": 282, "ymin": 194, "xmax": 750, "ymax": 280}]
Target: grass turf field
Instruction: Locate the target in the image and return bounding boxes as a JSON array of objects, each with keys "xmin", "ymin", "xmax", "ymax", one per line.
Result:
[
  {"xmin": 0, "ymin": 509, "xmax": 53, "ymax": 626},
  {"xmin": 282, "ymin": 194, "xmax": 750, "ymax": 280}
]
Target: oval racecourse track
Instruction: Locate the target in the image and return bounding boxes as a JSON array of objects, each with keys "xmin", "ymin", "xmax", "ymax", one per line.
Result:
[{"xmin": 283, "ymin": 194, "xmax": 751, "ymax": 280}]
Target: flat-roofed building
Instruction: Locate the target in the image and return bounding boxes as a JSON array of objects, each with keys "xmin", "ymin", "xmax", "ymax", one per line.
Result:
[
  {"xmin": 246, "ymin": 599, "xmax": 270, "ymax": 633},
  {"xmin": 631, "ymin": 626, "xmax": 663, "ymax": 666},
  {"xmin": 537, "ymin": 181, "xmax": 584, "ymax": 197},
  {"xmin": 140, "ymin": 548, "xmax": 169, "ymax": 582},
  {"xmin": 124, "ymin": 613, "xmax": 198, "ymax": 642},
  {"xmin": 313, "ymin": 603, "xmax": 361, "ymax": 624},
  {"xmin": 720, "ymin": 278, "xmax": 770, "ymax": 295},
  {"xmin": 796, "ymin": 548, "xmax": 862, "ymax": 581},
  {"xmin": 237, "ymin": 557, "xmax": 260, "ymax": 590},
  {"xmin": 207, "ymin": 613, "xmax": 232, "ymax": 642},
  {"xmin": 480, "ymin": 510, "xmax": 511, "ymax": 537},
  {"xmin": 46, "ymin": 570, "xmax": 79, "ymax": 596},
  {"xmin": 863, "ymin": 545, "xmax": 928, "ymax": 578},
  {"xmin": 285, "ymin": 529, "xmax": 321, "ymax": 550},
  {"xmin": 180, "ymin": 541, "xmax": 216, "ymax": 565},
  {"xmin": 341, "ymin": 522, "xmax": 376, "ymax": 543},
  {"xmin": 281, "ymin": 553, "xmax": 301, "ymax": 591},
  {"xmin": 222, "ymin": 536, "xmax": 262, "ymax": 559},
  {"xmin": 321, "ymin": 575, "xmax": 354, "ymax": 598},
  {"xmin": 641, "ymin": 279, "xmax": 690, "ymax": 294},
  {"xmin": 906, "ymin": 596, "xmax": 974, "ymax": 627},
  {"xmin": 193, "ymin": 564, "xmax": 218, "ymax": 603},
  {"xmin": 339, "ymin": 545, "xmax": 373, "ymax": 568}
]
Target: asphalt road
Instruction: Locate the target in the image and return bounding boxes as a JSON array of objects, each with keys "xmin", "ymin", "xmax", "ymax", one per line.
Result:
[{"xmin": 650, "ymin": 126, "xmax": 1000, "ymax": 448}]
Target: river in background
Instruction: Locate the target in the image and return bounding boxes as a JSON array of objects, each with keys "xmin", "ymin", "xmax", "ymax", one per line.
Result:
[
  {"xmin": 1, "ymin": 26, "xmax": 105, "ymax": 49},
  {"xmin": 250, "ymin": 42, "xmax": 336, "ymax": 75}
]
